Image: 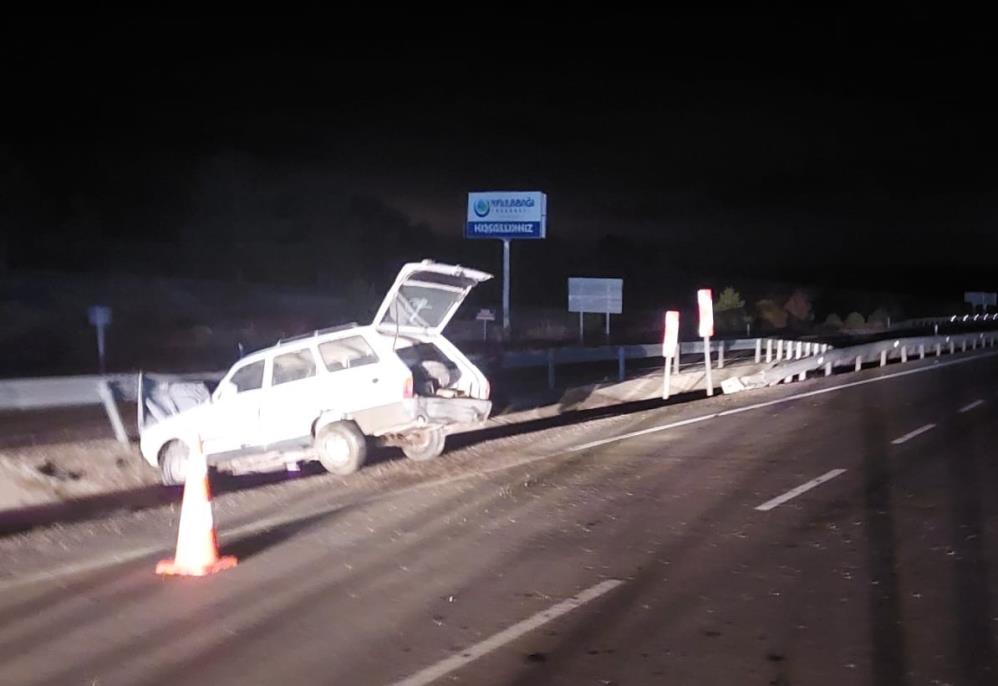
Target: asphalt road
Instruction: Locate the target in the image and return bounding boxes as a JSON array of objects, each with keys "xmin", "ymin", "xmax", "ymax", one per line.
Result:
[{"xmin": 1, "ymin": 351, "xmax": 997, "ymax": 685}]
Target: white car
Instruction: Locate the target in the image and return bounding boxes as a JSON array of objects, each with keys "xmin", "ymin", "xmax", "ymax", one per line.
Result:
[{"xmin": 138, "ymin": 261, "xmax": 493, "ymax": 484}]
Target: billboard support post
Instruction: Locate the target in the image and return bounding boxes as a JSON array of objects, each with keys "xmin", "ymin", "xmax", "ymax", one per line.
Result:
[{"xmin": 502, "ymin": 239, "xmax": 511, "ymax": 334}]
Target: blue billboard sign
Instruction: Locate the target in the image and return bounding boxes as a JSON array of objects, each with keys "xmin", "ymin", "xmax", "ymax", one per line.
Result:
[{"xmin": 466, "ymin": 191, "xmax": 547, "ymax": 239}]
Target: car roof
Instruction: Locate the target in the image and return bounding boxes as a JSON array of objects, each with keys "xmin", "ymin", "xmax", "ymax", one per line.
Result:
[{"xmin": 231, "ymin": 324, "xmax": 377, "ymax": 370}]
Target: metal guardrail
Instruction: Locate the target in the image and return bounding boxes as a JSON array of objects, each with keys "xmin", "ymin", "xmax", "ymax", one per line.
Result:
[
  {"xmin": 496, "ymin": 337, "xmax": 798, "ymax": 369},
  {"xmin": 741, "ymin": 331, "xmax": 998, "ymax": 388},
  {"xmin": 0, "ymin": 374, "xmax": 138, "ymax": 411}
]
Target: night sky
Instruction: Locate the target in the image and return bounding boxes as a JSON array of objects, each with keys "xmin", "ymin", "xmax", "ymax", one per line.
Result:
[{"xmin": 4, "ymin": 13, "xmax": 997, "ymax": 299}]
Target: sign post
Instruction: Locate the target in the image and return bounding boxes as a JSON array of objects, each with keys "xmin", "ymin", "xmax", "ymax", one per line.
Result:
[
  {"xmin": 697, "ymin": 289, "xmax": 714, "ymax": 397},
  {"xmin": 476, "ymin": 308, "xmax": 496, "ymax": 341},
  {"xmin": 662, "ymin": 310, "xmax": 679, "ymax": 399},
  {"xmin": 568, "ymin": 277, "xmax": 623, "ymax": 345},
  {"xmin": 466, "ymin": 191, "xmax": 547, "ymax": 339},
  {"xmin": 87, "ymin": 305, "xmax": 112, "ymax": 374}
]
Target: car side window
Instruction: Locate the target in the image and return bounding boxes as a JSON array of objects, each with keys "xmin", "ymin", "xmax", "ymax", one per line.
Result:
[
  {"xmin": 318, "ymin": 336, "xmax": 379, "ymax": 372},
  {"xmin": 230, "ymin": 360, "xmax": 265, "ymax": 393},
  {"xmin": 271, "ymin": 349, "xmax": 318, "ymax": 386}
]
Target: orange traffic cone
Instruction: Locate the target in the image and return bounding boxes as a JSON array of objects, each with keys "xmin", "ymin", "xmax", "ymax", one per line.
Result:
[{"xmin": 156, "ymin": 436, "xmax": 237, "ymax": 577}]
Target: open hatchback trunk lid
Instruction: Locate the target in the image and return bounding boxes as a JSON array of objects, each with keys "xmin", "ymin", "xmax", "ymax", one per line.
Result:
[{"xmin": 373, "ymin": 261, "xmax": 492, "ymax": 336}]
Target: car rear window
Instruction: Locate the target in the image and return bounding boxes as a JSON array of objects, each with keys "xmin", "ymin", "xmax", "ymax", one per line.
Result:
[
  {"xmin": 272, "ymin": 349, "xmax": 318, "ymax": 385},
  {"xmin": 319, "ymin": 336, "xmax": 379, "ymax": 372}
]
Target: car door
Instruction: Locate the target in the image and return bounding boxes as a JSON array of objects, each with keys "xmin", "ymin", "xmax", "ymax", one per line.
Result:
[
  {"xmin": 257, "ymin": 344, "xmax": 327, "ymax": 446},
  {"xmin": 202, "ymin": 358, "xmax": 267, "ymax": 455},
  {"xmin": 316, "ymin": 334, "xmax": 400, "ymax": 412}
]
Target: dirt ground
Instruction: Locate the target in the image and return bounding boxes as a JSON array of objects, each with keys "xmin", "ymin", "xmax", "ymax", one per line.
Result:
[{"xmin": 0, "ymin": 439, "xmax": 159, "ymax": 510}]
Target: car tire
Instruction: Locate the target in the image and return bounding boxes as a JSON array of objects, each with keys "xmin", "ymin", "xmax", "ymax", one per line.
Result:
[
  {"xmin": 402, "ymin": 427, "xmax": 446, "ymax": 462},
  {"xmin": 315, "ymin": 422, "xmax": 367, "ymax": 475},
  {"xmin": 159, "ymin": 440, "xmax": 189, "ymax": 485}
]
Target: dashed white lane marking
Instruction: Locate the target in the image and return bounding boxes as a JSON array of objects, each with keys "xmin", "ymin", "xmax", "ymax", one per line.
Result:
[
  {"xmin": 755, "ymin": 469, "xmax": 847, "ymax": 512},
  {"xmin": 959, "ymin": 399, "xmax": 985, "ymax": 414},
  {"xmin": 891, "ymin": 423, "xmax": 937, "ymax": 445},
  {"xmin": 390, "ymin": 578, "xmax": 623, "ymax": 686}
]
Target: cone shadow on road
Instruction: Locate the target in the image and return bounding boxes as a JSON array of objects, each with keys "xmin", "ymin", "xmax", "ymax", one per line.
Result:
[{"xmin": 219, "ymin": 505, "xmax": 351, "ymax": 562}]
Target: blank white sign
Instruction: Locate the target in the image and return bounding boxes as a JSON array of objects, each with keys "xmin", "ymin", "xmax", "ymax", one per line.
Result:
[{"xmin": 568, "ymin": 278, "xmax": 623, "ymax": 314}]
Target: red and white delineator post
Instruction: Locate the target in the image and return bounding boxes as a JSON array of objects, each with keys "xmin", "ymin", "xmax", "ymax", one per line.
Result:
[
  {"xmin": 697, "ymin": 289, "xmax": 714, "ymax": 397},
  {"xmin": 662, "ymin": 310, "xmax": 680, "ymax": 399}
]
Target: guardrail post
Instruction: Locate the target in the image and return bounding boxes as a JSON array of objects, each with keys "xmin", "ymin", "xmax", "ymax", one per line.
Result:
[
  {"xmin": 547, "ymin": 349, "xmax": 555, "ymax": 390},
  {"xmin": 804, "ymin": 342, "xmax": 812, "ymax": 356},
  {"xmin": 798, "ymin": 369, "xmax": 807, "ymax": 381},
  {"xmin": 935, "ymin": 342, "xmax": 941, "ymax": 357},
  {"xmin": 755, "ymin": 338, "xmax": 761, "ymax": 363},
  {"xmin": 776, "ymin": 340, "xmax": 784, "ymax": 361},
  {"xmin": 96, "ymin": 380, "xmax": 129, "ymax": 445},
  {"xmin": 962, "ymin": 339, "xmax": 967, "ymax": 353},
  {"xmin": 824, "ymin": 362, "xmax": 832, "ymax": 377},
  {"xmin": 795, "ymin": 341, "xmax": 802, "ymax": 360},
  {"xmin": 717, "ymin": 341, "xmax": 724, "ymax": 369},
  {"xmin": 855, "ymin": 356, "xmax": 862, "ymax": 371},
  {"xmin": 765, "ymin": 339, "xmax": 772, "ymax": 363},
  {"xmin": 950, "ymin": 340, "xmax": 955, "ymax": 355},
  {"xmin": 880, "ymin": 350, "xmax": 887, "ymax": 367},
  {"xmin": 919, "ymin": 344, "xmax": 925, "ymax": 360},
  {"xmin": 901, "ymin": 346, "xmax": 907, "ymax": 363},
  {"xmin": 617, "ymin": 346, "xmax": 625, "ymax": 381}
]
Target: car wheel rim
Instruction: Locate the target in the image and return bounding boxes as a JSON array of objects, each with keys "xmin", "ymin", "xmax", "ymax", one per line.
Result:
[{"xmin": 322, "ymin": 435, "xmax": 351, "ymax": 466}]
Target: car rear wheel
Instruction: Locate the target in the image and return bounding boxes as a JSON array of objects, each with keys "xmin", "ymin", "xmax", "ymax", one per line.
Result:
[
  {"xmin": 402, "ymin": 427, "xmax": 446, "ymax": 462},
  {"xmin": 315, "ymin": 422, "xmax": 367, "ymax": 475},
  {"xmin": 159, "ymin": 440, "xmax": 189, "ymax": 485}
]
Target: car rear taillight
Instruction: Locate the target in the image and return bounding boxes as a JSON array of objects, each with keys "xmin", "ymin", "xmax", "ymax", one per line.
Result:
[{"xmin": 403, "ymin": 374, "xmax": 413, "ymax": 399}]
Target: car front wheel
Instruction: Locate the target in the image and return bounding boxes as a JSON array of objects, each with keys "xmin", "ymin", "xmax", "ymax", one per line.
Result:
[{"xmin": 159, "ymin": 440, "xmax": 189, "ymax": 485}]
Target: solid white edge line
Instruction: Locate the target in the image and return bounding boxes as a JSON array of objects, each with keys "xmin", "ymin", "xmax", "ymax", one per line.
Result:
[
  {"xmin": 890, "ymin": 423, "xmax": 937, "ymax": 445},
  {"xmin": 390, "ymin": 579, "xmax": 624, "ymax": 686},
  {"xmin": 755, "ymin": 469, "xmax": 847, "ymax": 512},
  {"xmin": 958, "ymin": 399, "xmax": 985, "ymax": 414}
]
